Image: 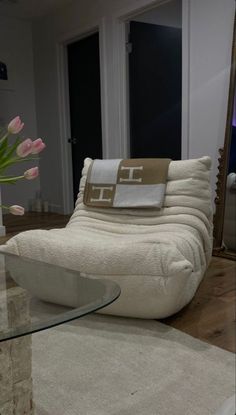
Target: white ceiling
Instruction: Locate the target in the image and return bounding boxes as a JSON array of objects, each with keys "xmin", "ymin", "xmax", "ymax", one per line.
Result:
[{"xmin": 0, "ymin": 0, "xmax": 73, "ymax": 19}]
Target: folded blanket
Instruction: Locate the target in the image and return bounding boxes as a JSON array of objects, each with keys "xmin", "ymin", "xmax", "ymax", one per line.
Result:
[{"xmin": 84, "ymin": 158, "xmax": 171, "ymax": 208}]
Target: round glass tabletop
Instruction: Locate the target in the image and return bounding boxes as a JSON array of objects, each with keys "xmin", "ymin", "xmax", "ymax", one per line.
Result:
[{"xmin": 0, "ymin": 252, "xmax": 120, "ymax": 342}]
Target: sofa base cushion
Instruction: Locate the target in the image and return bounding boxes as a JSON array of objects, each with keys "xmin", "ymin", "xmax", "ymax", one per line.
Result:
[{"xmin": 1, "ymin": 225, "xmax": 209, "ymax": 319}]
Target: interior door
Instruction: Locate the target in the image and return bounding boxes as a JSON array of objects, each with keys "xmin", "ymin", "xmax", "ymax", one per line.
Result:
[
  {"xmin": 128, "ymin": 21, "xmax": 182, "ymax": 159},
  {"xmin": 67, "ymin": 32, "xmax": 103, "ymax": 202}
]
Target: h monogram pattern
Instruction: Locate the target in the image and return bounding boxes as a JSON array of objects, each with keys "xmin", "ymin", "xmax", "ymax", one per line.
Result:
[
  {"xmin": 90, "ymin": 186, "xmax": 114, "ymax": 203},
  {"xmin": 83, "ymin": 158, "xmax": 171, "ymax": 209},
  {"xmin": 119, "ymin": 166, "xmax": 143, "ymax": 183}
]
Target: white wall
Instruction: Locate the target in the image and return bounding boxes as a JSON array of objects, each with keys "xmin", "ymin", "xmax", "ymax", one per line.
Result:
[
  {"xmin": 32, "ymin": 0, "xmax": 235, "ymax": 213},
  {"xmin": 188, "ymin": 0, "xmax": 235, "ymax": 198},
  {"xmin": 0, "ymin": 16, "xmax": 39, "ymax": 213}
]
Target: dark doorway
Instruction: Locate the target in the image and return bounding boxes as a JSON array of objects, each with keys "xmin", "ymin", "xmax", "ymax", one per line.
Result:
[
  {"xmin": 128, "ymin": 21, "xmax": 182, "ymax": 159},
  {"xmin": 67, "ymin": 32, "xmax": 103, "ymax": 202}
]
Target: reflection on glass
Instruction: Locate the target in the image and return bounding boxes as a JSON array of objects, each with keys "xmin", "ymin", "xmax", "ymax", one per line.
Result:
[
  {"xmin": 223, "ymin": 88, "xmax": 236, "ymax": 252},
  {"xmin": 0, "ymin": 252, "xmax": 120, "ymax": 342}
]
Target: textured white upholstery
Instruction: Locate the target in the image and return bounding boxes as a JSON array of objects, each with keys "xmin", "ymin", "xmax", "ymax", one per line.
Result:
[{"xmin": 1, "ymin": 157, "xmax": 213, "ymax": 318}]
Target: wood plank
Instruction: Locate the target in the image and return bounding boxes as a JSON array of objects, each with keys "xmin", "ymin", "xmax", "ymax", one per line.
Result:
[
  {"xmin": 162, "ymin": 257, "xmax": 236, "ymax": 353},
  {"xmin": 3, "ymin": 212, "xmax": 70, "ymax": 232}
]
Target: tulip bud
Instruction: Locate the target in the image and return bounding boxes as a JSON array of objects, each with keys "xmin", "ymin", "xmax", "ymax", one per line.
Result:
[
  {"xmin": 8, "ymin": 116, "xmax": 24, "ymax": 134},
  {"xmin": 9, "ymin": 205, "xmax": 25, "ymax": 216},
  {"xmin": 31, "ymin": 138, "xmax": 46, "ymax": 154},
  {"xmin": 16, "ymin": 139, "xmax": 33, "ymax": 158},
  {"xmin": 24, "ymin": 167, "xmax": 39, "ymax": 180}
]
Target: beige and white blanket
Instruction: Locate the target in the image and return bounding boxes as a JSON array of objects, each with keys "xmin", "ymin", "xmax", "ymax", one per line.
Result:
[{"xmin": 84, "ymin": 158, "xmax": 171, "ymax": 208}]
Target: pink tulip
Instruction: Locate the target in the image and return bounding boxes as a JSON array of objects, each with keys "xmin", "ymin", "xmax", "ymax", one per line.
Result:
[
  {"xmin": 31, "ymin": 138, "xmax": 46, "ymax": 154},
  {"xmin": 24, "ymin": 167, "xmax": 39, "ymax": 180},
  {"xmin": 9, "ymin": 205, "xmax": 25, "ymax": 216},
  {"xmin": 8, "ymin": 116, "xmax": 24, "ymax": 134},
  {"xmin": 16, "ymin": 139, "xmax": 33, "ymax": 158}
]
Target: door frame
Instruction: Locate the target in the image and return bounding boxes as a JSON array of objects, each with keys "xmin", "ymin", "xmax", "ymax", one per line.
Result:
[
  {"xmin": 57, "ymin": 0, "xmax": 190, "ymax": 213},
  {"xmin": 57, "ymin": 22, "xmax": 107, "ymax": 214},
  {"xmin": 112, "ymin": 0, "xmax": 190, "ymax": 159}
]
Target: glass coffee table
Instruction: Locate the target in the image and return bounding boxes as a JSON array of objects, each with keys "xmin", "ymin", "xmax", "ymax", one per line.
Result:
[{"xmin": 0, "ymin": 252, "xmax": 120, "ymax": 414}]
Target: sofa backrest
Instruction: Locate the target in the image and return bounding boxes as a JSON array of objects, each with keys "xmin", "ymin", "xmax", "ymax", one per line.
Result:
[{"xmin": 69, "ymin": 156, "xmax": 213, "ymax": 225}]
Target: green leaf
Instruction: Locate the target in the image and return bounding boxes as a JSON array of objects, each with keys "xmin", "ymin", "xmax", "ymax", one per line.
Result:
[
  {"xmin": 3, "ymin": 137, "xmax": 21, "ymax": 161},
  {"xmin": 0, "ymin": 174, "xmax": 24, "ymax": 184},
  {"xmin": 0, "ymin": 137, "xmax": 8, "ymax": 161},
  {"xmin": 0, "ymin": 156, "xmax": 39, "ymax": 172},
  {"xmin": 0, "ymin": 132, "xmax": 9, "ymax": 145}
]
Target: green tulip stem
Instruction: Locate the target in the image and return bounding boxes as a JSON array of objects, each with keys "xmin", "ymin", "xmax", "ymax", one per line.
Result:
[
  {"xmin": 0, "ymin": 175, "xmax": 24, "ymax": 183},
  {"xmin": 0, "ymin": 132, "xmax": 9, "ymax": 145},
  {"xmin": 0, "ymin": 204, "xmax": 10, "ymax": 211}
]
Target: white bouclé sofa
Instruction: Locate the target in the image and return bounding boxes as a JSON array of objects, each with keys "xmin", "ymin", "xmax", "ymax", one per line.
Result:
[{"xmin": 1, "ymin": 157, "xmax": 213, "ymax": 319}]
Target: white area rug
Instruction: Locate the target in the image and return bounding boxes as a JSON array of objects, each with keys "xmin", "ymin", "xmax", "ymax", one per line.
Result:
[{"xmin": 32, "ymin": 314, "xmax": 235, "ymax": 415}]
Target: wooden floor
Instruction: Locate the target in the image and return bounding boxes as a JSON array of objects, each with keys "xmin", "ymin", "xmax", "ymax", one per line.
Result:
[
  {"xmin": 1, "ymin": 213, "xmax": 235, "ymax": 353},
  {"xmin": 163, "ymin": 257, "xmax": 236, "ymax": 353},
  {"xmin": 1, "ymin": 212, "xmax": 70, "ymax": 243}
]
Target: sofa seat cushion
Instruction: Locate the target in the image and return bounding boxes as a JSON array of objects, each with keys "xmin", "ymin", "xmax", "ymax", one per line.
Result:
[{"xmin": 1, "ymin": 214, "xmax": 211, "ymax": 318}]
